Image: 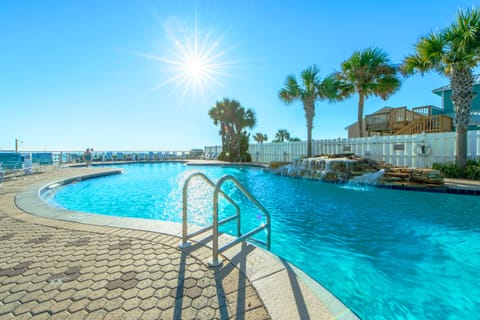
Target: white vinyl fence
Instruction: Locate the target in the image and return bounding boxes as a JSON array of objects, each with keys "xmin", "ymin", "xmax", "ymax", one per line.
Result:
[{"xmin": 205, "ymin": 130, "xmax": 480, "ymax": 168}]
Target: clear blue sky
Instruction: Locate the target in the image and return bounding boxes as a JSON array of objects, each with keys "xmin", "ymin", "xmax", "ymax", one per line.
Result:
[{"xmin": 1, "ymin": 0, "xmax": 479, "ymax": 151}]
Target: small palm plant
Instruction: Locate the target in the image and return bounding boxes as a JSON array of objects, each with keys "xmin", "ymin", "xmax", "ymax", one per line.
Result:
[
  {"xmin": 253, "ymin": 133, "xmax": 268, "ymax": 143},
  {"xmin": 208, "ymin": 98, "xmax": 256, "ymax": 162},
  {"xmin": 273, "ymin": 129, "xmax": 290, "ymax": 142}
]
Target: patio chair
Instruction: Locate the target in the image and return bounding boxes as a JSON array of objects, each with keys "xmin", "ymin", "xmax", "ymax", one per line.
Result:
[
  {"xmin": 103, "ymin": 152, "xmax": 113, "ymax": 162},
  {"xmin": 2, "ymin": 161, "xmax": 23, "ymax": 178}
]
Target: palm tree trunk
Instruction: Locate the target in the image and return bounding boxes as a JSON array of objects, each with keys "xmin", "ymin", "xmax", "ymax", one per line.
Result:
[
  {"xmin": 450, "ymin": 67, "xmax": 474, "ymax": 173},
  {"xmin": 305, "ymin": 102, "xmax": 314, "ymax": 157},
  {"xmin": 220, "ymin": 122, "xmax": 226, "ymax": 153},
  {"xmin": 358, "ymin": 93, "xmax": 365, "ymax": 138},
  {"xmin": 456, "ymin": 126, "xmax": 468, "ymax": 171},
  {"xmin": 307, "ymin": 123, "xmax": 312, "ymax": 157}
]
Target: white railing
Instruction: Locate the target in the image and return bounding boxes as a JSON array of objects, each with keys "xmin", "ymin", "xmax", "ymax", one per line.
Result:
[{"xmin": 205, "ymin": 130, "xmax": 480, "ymax": 168}]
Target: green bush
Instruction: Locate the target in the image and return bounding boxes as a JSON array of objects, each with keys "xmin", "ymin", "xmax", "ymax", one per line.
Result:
[
  {"xmin": 432, "ymin": 162, "xmax": 462, "ymax": 178},
  {"xmin": 217, "ymin": 151, "xmax": 252, "ymax": 162},
  {"xmin": 432, "ymin": 160, "xmax": 480, "ymax": 180},
  {"xmin": 466, "ymin": 160, "xmax": 480, "ymax": 180}
]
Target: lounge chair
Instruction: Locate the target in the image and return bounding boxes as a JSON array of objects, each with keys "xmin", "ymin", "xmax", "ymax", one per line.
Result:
[
  {"xmin": 103, "ymin": 152, "xmax": 113, "ymax": 162},
  {"xmin": 1, "ymin": 161, "xmax": 23, "ymax": 179}
]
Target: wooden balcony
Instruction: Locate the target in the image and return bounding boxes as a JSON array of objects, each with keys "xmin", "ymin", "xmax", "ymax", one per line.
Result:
[
  {"xmin": 366, "ymin": 107, "xmax": 412, "ymax": 133},
  {"xmin": 365, "ymin": 112, "xmax": 390, "ymax": 131},
  {"xmin": 365, "ymin": 106, "xmax": 452, "ymax": 136}
]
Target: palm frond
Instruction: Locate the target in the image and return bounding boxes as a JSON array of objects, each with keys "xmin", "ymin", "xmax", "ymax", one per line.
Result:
[
  {"xmin": 318, "ymin": 72, "xmax": 342, "ymax": 102},
  {"xmin": 301, "ymin": 65, "xmax": 320, "ymax": 95},
  {"xmin": 279, "ymin": 75, "xmax": 301, "ymax": 104},
  {"xmin": 400, "ymin": 32, "xmax": 446, "ymax": 76},
  {"xmin": 339, "ymin": 47, "xmax": 400, "ymax": 98},
  {"xmin": 448, "ymin": 8, "xmax": 480, "ymax": 52}
]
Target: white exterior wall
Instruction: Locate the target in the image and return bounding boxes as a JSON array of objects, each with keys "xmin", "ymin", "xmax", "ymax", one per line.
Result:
[{"xmin": 205, "ymin": 130, "xmax": 480, "ymax": 168}]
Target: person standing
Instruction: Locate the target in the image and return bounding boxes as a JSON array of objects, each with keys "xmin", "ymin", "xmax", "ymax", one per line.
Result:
[{"xmin": 84, "ymin": 148, "xmax": 92, "ymax": 167}]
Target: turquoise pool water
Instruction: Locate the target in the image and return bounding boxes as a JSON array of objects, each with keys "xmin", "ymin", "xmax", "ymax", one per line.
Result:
[{"xmin": 52, "ymin": 163, "xmax": 480, "ymax": 319}]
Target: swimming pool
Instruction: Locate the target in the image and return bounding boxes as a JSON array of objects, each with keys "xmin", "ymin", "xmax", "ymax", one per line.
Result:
[{"xmin": 51, "ymin": 162, "xmax": 480, "ymax": 319}]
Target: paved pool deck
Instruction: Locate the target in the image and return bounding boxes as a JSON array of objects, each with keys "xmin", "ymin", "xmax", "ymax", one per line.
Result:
[
  {"xmin": 444, "ymin": 177, "xmax": 480, "ymax": 190},
  {"xmin": 0, "ymin": 166, "xmax": 357, "ymax": 320}
]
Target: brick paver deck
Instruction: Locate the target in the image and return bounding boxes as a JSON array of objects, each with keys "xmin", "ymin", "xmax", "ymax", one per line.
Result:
[{"xmin": 0, "ymin": 168, "xmax": 270, "ymax": 319}]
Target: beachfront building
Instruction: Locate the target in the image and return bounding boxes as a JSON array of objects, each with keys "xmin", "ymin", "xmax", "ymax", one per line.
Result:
[
  {"xmin": 346, "ymin": 77, "xmax": 480, "ymax": 138},
  {"xmin": 345, "ymin": 105, "xmax": 453, "ymax": 138},
  {"xmin": 432, "ymin": 74, "xmax": 480, "ymax": 130}
]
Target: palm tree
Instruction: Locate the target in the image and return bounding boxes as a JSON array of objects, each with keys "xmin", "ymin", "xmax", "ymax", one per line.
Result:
[
  {"xmin": 253, "ymin": 132, "xmax": 268, "ymax": 143},
  {"xmin": 279, "ymin": 65, "xmax": 338, "ymax": 157},
  {"xmin": 334, "ymin": 47, "xmax": 401, "ymax": 138},
  {"xmin": 401, "ymin": 8, "xmax": 480, "ymax": 172},
  {"xmin": 208, "ymin": 98, "xmax": 256, "ymax": 162},
  {"xmin": 208, "ymin": 101, "xmax": 229, "ymax": 155},
  {"xmin": 231, "ymin": 105, "xmax": 256, "ymax": 161},
  {"xmin": 273, "ymin": 129, "xmax": 290, "ymax": 142}
]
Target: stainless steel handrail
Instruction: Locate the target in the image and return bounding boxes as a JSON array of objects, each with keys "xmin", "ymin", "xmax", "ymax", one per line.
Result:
[
  {"xmin": 209, "ymin": 175, "xmax": 271, "ymax": 267},
  {"xmin": 179, "ymin": 172, "xmax": 241, "ymax": 249}
]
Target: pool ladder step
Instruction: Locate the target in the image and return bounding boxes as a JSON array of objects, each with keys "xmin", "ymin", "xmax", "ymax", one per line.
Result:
[{"xmin": 179, "ymin": 172, "xmax": 271, "ymax": 267}]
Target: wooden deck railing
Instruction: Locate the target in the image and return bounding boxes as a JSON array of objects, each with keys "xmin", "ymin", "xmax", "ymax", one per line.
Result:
[
  {"xmin": 393, "ymin": 115, "xmax": 452, "ymax": 135},
  {"xmin": 366, "ymin": 107, "xmax": 417, "ymax": 133},
  {"xmin": 366, "ymin": 112, "xmax": 391, "ymax": 131}
]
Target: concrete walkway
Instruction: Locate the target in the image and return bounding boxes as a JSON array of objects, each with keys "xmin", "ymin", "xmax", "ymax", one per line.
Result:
[
  {"xmin": 0, "ymin": 167, "xmax": 355, "ymax": 319},
  {"xmin": 444, "ymin": 177, "xmax": 480, "ymax": 189}
]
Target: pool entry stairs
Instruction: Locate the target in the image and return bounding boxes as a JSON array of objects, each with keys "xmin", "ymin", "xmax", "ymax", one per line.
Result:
[{"xmin": 179, "ymin": 172, "xmax": 271, "ymax": 267}]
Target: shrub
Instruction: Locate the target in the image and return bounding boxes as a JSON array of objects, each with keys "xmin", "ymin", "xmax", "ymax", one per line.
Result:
[
  {"xmin": 432, "ymin": 162, "xmax": 461, "ymax": 178},
  {"xmin": 466, "ymin": 160, "xmax": 480, "ymax": 180},
  {"xmin": 432, "ymin": 160, "xmax": 480, "ymax": 180},
  {"xmin": 217, "ymin": 151, "xmax": 251, "ymax": 163}
]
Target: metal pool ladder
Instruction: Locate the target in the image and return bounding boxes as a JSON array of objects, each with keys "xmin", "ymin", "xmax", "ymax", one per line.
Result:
[{"xmin": 179, "ymin": 172, "xmax": 271, "ymax": 267}]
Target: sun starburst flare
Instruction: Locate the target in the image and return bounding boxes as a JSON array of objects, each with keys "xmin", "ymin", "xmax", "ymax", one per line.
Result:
[{"xmin": 139, "ymin": 16, "xmax": 237, "ymax": 108}]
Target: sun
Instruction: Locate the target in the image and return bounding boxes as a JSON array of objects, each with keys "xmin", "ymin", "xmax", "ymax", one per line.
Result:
[
  {"xmin": 138, "ymin": 16, "xmax": 234, "ymax": 108},
  {"xmin": 185, "ymin": 56, "xmax": 206, "ymax": 79}
]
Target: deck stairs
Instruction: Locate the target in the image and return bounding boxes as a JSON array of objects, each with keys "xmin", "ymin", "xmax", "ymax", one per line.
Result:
[{"xmin": 393, "ymin": 115, "xmax": 452, "ymax": 135}]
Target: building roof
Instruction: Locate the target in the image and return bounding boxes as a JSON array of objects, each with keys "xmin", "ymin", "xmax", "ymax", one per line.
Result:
[{"xmin": 432, "ymin": 74, "xmax": 480, "ymax": 95}]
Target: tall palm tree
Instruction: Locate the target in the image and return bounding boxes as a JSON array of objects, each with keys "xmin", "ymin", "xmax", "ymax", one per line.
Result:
[
  {"xmin": 208, "ymin": 98, "xmax": 256, "ymax": 162},
  {"xmin": 279, "ymin": 65, "xmax": 337, "ymax": 157},
  {"xmin": 273, "ymin": 129, "xmax": 290, "ymax": 142},
  {"xmin": 209, "ymin": 98, "xmax": 230, "ymax": 154},
  {"xmin": 253, "ymin": 132, "xmax": 268, "ymax": 143},
  {"xmin": 401, "ymin": 8, "xmax": 480, "ymax": 172},
  {"xmin": 231, "ymin": 105, "xmax": 256, "ymax": 161},
  {"xmin": 335, "ymin": 47, "xmax": 401, "ymax": 138}
]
